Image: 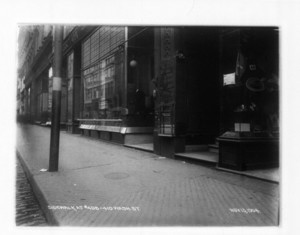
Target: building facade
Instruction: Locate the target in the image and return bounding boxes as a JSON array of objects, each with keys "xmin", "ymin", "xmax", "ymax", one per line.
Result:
[
  {"xmin": 18, "ymin": 25, "xmax": 53, "ymax": 123},
  {"xmin": 152, "ymin": 27, "xmax": 279, "ymax": 170},
  {"xmin": 17, "ymin": 25, "xmax": 279, "ymax": 171}
]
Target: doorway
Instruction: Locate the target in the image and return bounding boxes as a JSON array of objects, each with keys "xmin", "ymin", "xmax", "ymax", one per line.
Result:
[{"xmin": 183, "ymin": 28, "xmax": 220, "ymax": 146}]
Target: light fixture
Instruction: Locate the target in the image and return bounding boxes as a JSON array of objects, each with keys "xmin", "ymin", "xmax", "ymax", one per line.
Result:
[{"xmin": 129, "ymin": 59, "xmax": 138, "ymax": 67}]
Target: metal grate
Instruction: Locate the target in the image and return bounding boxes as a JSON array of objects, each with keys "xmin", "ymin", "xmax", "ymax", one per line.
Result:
[{"xmin": 158, "ymin": 103, "xmax": 175, "ymax": 136}]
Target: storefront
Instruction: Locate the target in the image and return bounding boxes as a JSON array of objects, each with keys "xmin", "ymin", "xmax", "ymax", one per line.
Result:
[
  {"xmin": 77, "ymin": 26, "xmax": 155, "ymax": 145},
  {"xmin": 62, "ymin": 26, "xmax": 96, "ymax": 133},
  {"xmin": 34, "ymin": 71, "xmax": 49, "ymax": 123},
  {"xmin": 217, "ymin": 27, "xmax": 279, "ymax": 170},
  {"xmin": 153, "ymin": 27, "xmax": 221, "ymax": 157},
  {"xmin": 152, "ymin": 26, "xmax": 279, "ymax": 170},
  {"xmin": 19, "ymin": 25, "xmax": 279, "ymax": 170},
  {"xmin": 81, "ymin": 26, "xmax": 126, "ymax": 119}
]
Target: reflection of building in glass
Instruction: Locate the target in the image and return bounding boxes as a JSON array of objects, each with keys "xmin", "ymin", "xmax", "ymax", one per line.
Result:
[{"xmin": 82, "ymin": 27, "xmax": 125, "ymax": 119}]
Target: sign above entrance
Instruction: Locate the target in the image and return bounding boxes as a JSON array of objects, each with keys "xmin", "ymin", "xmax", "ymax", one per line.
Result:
[{"xmin": 223, "ymin": 73, "xmax": 235, "ymax": 86}]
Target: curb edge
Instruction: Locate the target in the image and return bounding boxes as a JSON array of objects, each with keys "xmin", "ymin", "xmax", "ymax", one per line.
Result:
[{"xmin": 16, "ymin": 150, "xmax": 60, "ymax": 226}]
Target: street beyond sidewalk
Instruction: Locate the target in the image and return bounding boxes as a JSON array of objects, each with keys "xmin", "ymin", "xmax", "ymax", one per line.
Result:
[{"xmin": 16, "ymin": 124, "xmax": 279, "ymax": 226}]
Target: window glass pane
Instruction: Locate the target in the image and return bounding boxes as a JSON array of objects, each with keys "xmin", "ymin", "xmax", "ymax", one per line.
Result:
[{"xmin": 81, "ymin": 26, "xmax": 125, "ymax": 119}]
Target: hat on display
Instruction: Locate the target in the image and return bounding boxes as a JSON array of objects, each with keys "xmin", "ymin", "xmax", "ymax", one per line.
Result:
[{"xmin": 245, "ymin": 77, "xmax": 265, "ymax": 92}]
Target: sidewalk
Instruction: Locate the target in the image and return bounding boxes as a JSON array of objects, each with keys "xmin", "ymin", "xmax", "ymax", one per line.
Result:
[{"xmin": 16, "ymin": 124, "xmax": 279, "ymax": 226}]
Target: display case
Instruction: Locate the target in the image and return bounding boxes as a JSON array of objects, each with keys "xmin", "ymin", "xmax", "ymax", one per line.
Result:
[{"xmin": 218, "ymin": 28, "xmax": 279, "ymax": 171}]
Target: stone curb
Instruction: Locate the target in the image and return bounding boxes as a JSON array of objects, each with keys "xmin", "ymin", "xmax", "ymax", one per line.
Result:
[{"xmin": 215, "ymin": 166, "xmax": 279, "ymax": 184}]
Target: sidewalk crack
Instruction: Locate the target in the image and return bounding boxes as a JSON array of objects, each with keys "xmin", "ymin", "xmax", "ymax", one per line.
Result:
[{"xmin": 67, "ymin": 163, "xmax": 114, "ymax": 171}]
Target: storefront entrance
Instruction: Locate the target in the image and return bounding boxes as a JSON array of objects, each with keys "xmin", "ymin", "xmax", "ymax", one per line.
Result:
[
  {"xmin": 170, "ymin": 28, "xmax": 221, "ymax": 162},
  {"xmin": 153, "ymin": 27, "xmax": 221, "ymax": 159},
  {"xmin": 183, "ymin": 28, "xmax": 220, "ymax": 146}
]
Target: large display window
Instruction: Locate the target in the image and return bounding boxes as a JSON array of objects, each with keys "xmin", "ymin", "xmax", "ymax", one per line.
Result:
[
  {"xmin": 81, "ymin": 27, "xmax": 125, "ymax": 119},
  {"xmin": 220, "ymin": 28, "xmax": 279, "ymax": 137}
]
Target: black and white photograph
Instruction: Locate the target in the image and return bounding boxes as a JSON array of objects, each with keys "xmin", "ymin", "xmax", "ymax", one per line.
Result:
[
  {"xmin": 1, "ymin": 0, "xmax": 300, "ymax": 234},
  {"xmin": 16, "ymin": 24, "xmax": 280, "ymax": 227}
]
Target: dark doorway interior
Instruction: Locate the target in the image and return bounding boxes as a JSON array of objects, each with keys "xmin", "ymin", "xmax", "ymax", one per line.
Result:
[{"xmin": 183, "ymin": 28, "xmax": 220, "ymax": 145}]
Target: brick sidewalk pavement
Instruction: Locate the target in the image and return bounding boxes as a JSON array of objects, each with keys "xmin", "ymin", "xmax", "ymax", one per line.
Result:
[{"xmin": 16, "ymin": 124, "xmax": 279, "ymax": 226}]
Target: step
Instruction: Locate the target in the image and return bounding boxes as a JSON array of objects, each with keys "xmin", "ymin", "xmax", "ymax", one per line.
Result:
[
  {"xmin": 124, "ymin": 143, "xmax": 154, "ymax": 153},
  {"xmin": 185, "ymin": 145, "xmax": 209, "ymax": 152},
  {"xmin": 175, "ymin": 151, "xmax": 218, "ymax": 165},
  {"xmin": 208, "ymin": 143, "xmax": 219, "ymax": 153}
]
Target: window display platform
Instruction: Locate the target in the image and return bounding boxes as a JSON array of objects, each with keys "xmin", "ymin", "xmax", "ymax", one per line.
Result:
[{"xmin": 217, "ymin": 132, "xmax": 279, "ymax": 171}]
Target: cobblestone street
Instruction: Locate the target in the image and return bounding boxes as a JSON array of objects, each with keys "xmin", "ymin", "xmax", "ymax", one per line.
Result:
[{"xmin": 16, "ymin": 157, "xmax": 48, "ymax": 226}]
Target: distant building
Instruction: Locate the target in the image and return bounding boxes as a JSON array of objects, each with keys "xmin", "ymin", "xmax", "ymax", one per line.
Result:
[
  {"xmin": 18, "ymin": 25, "xmax": 52, "ymax": 123},
  {"xmin": 17, "ymin": 25, "xmax": 279, "ymax": 171}
]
